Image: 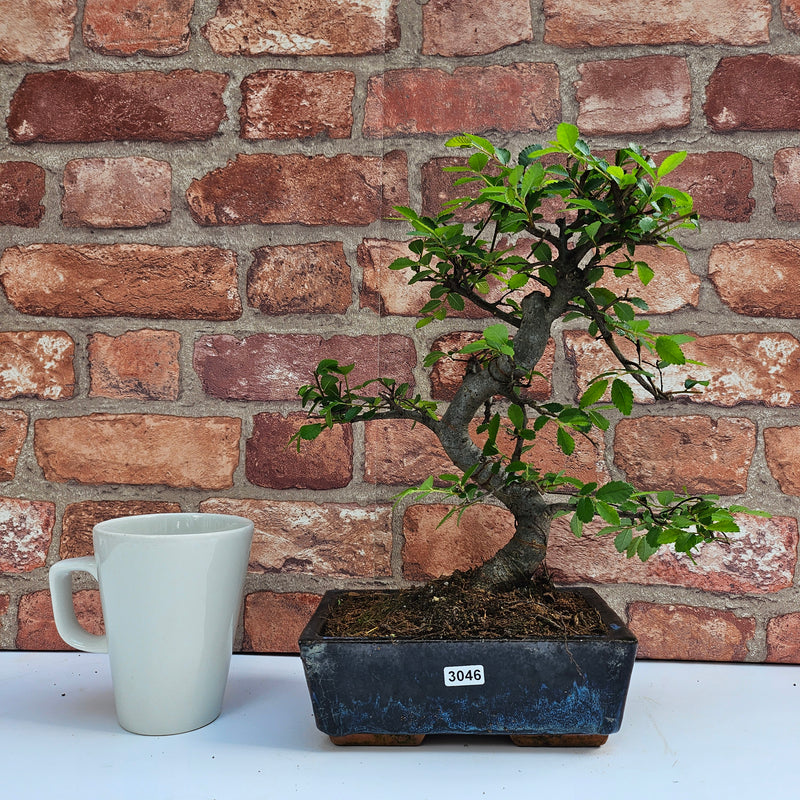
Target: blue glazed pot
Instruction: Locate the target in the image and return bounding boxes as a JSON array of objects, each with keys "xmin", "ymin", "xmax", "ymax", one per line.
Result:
[{"xmin": 298, "ymin": 587, "xmax": 637, "ymax": 746}]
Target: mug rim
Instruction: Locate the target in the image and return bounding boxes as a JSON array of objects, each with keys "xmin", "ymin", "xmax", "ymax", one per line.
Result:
[{"xmin": 92, "ymin": 512, "xmax": 254, "ymax": 538}]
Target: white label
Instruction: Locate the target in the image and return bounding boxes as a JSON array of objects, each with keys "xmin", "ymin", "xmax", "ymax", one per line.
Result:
[{"xmin": 443, "ymin": 664, "xmax": 485, "ymax": 687}]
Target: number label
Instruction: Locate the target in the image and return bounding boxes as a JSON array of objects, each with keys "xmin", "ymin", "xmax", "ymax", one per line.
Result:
[{"xmin": 443, "ymin": 664, "xmax": 485, "ymax": 687}]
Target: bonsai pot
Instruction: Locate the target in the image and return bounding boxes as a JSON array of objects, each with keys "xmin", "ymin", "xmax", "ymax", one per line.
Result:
[{"xmin": 298, "ymin": 586, "xmax": 637, "ymax": 747}]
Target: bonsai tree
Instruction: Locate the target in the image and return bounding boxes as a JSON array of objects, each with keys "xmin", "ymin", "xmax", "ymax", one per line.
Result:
[{"xmin": 293, "ymin": 123, "xmax": 765, "ymax": 596}]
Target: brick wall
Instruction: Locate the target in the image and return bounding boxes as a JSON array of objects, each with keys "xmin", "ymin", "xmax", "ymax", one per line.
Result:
[{"xmin": 1, "ymin": 0, "xmax": 800, "ymax": 663}]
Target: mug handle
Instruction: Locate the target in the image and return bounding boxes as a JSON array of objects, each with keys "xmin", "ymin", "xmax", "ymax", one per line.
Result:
[{"xmin": 49, "ymin": 557, "xmax": 108, "ymax": 653}]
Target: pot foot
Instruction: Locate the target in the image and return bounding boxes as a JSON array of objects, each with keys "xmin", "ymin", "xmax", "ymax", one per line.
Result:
[
  {"xmin": 329, "ymin": 733, "xmax": 426, "ymax": 746},
  {"xmin": 510, "ymin": 733, "xmax": 609, "ymax": 747}
]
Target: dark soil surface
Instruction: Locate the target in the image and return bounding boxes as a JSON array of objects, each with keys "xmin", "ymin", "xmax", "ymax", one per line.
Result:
[{"xmin": 321, "ymin": 569, "xmax": 608, "ymax": 640}]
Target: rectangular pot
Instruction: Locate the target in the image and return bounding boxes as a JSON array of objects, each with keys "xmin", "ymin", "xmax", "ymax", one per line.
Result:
[{"xmin": 298, "ymin": 587, "xmax": 637, "ymax": 743}]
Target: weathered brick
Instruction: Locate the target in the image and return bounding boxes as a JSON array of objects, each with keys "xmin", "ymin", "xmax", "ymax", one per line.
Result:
[
  {"xmin": 186, "ymin": 151, "xmax": 408, "ymax": 226},
  {"xmin": 247, "ymin": 242, "xmax": 351, "ymax": 315},
  {"xmin": 0, "ymin": 497, "xmax": 55, "ymax": 573},
  {"xmin": 402, "ymin": 503, "xmax": 514, "ymax": 581},
  {"xmin": 0, "ymin": 595, "xmax": 8, "ymax": 624},
  {"xmin": 363, "ymin": 63, "xmax": 561, "ymax": 137},
  {"xmin": 565, "ymin": 330, "xmax": 800, "ymax": 407},
  {"xmin": 627, "ymin": 603, "xmax": 755, "ymax": 661},
  {"xmin": 709, "ymin": 239, "xmax": 800, "ymax": 317},
  {"xmin": 88, "ymin": 329, "xmax": 180, "ymax": 400},
  {"xmin": 661, "ymin": 151, "xmax": 754, "ymax": 222},
  {"xmin": 194, "ymin": 333, "xmax": 415, "ymax": 401},
  {"xmin": 766, "ymin": 613, "xmax": 800, "ymax": 663},
  {"xmin": 773, "ymin": 149, "xmax": 800, "ymax": 220},
  {"xmin": 705, "ymin": 55, "xmax": 800, "ymax": 132},
  {"xmin": 60, "ymin": 500, "xmax": 182, "ymax": 558},
  {"xmin": 764, "ymin": 427, "xmax": 800, "ymax": 495},
  {"xmin": 0, "ymin": 244, "xmax": 241, "ymax": 320},
  {"xmin": 240, "ymin": 70, "xmax": 355, "ymax": 140},
  {"xmin": 201, "ymin": 497, "xmax": 392, "ymax": 577},
  {"xmin": 242, "ymin": 592, "xmax": 322, "ymax": 654},
  {"xmin": 202, "ymin": 0, "xmax": 400, "ymax": 56},
  {"xmin": 0, "ymin": 161, "xmax": 45, "ymax": 227},
  {"xmin": 62, "ymin": 157, "xmax": 171, "ymax": 228},
  {"xmin": 600, "ymin": 245, "xmax": 699, "ymax": 313},
  {"xmin": 246, "ymin": 413, "xmax": 352, "ymax": 490},
  {"xmin": 0, "ymin": 410, "xmax": 28, "ymax": 481},
  {"xmin": 0, "ymin": 0, "xmax": 76, "ymax": 63},
  {"xmin": 82, "ymin": 0, "xmax": 193, "ymax": 56},
  {"xmin": 614, "ymin": 416, "xmax": 756, "ymax": 495},
  {"xmin": 7, "ymin": 70, "xmax": 227, "ymax": 143},
  {"xmin": 17, "ymin": 589, "xmax": 103, "ymax": 650},
  {"xmin": 0, "ymin": 330, "xmax": 74, "ymax": 400},
  {"xmin": 430, "ymin": 331, "xmax": 553, "ymax": 401},
  {"xmin": 549, "ymin": 513, "xmax": 798, "ymax": 594},
  {"xmin": 422, "ymin": 0, "xmax": 533, "ymax": 56},
  {"xmin": 576, "ymin": 56, "xmax": 691, "ymax": 135},
  {"xmin": 544, "ymin": 0, "xmax": 770, "ymax": 46},
  {"xmin": 364, "ymin": 419, "xmax": 454, "ymax": 486},
  {"xmin": 783, "ymin": 0, "xmax": 800, "ymax": 33},
  {"xmin": 34, "ymin": 414, "xmax": 241, "ymax": 489}
]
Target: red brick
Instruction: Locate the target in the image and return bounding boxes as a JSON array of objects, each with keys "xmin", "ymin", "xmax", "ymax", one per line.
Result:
[
  {"xmin": 576, "ymin": 56, "xmax": 691, "ymax": 135},
  {"xmin": 783, "ymin": 0, "xmax": 800, "ymax": 32},
  {"xmin": 614, "ymin": 416, "xmax": 756, "ymax": 495},
  {"xmin": 60, "ymin": 500, "xmax": 183, "ymax": 559},
  {"xmin": 544, "ymin": 0, "xmax": 770, "ymax": 46},
  {"xmin": 17, "ymin": 590, "xmax": 103, "ymax": 650},
  {"xmin": 88, "ymin": 329, "xmax": 180, "ymax": 400},
  {"xmin": 246, "ymin": 413, "xmax": 352, "ymax": 490},
  {"xmin": 764, "ymin": 427, "xmax": 800, "ymax": 495},
  {"xmin": 709, "ymin": 239, "xmax": 800, "ymax": 317},
  {"xmin": 7, "ymin": 70, "xmax": 228, "ymax": 143},
  {"xmin": 0, "ymin": 410, "xmax": 28, "ymax": 481},
  {"xmin": 627, "ymin": 603, "xmax": 755, "ymax": 661},
  {"xmin": 364, "ymin": 419, "xmax": 454, "ymax": 486},
  {"xmin": 773, "ymin": 149, "xmax": 800, "ymax": 220},
  {"xmin": 565, "ymin": 330, "xmax": 800, "ymax": 408},
  {"xmin": 661, "ymin": 151, "xmax": 754, "ymax": 222},
  {"xmin": 186, "ymin": 151, "xmax": 408, "ymax": 226},
  {"xmin": 0, "ymin": 330, "xmax": 74, "ymax": 400},
  {"xmin": 201, "ymin": 497, "xmax": 392, "ymax": 577},
  {"xmin": 766, "ymin": 613, "xmax": 800, "ymax": 663},
  {"xmin": 194, "ymin": 333, "xmax": 416, "ymax": 401},
  {"xmin": 548, "ymin": 513, "xmax": 798, "ymax": 594},
  {"xmin": 429, "ymin": 331, "xmax": 553, "ymax": 401},
  {"xmin": 0, "ymin": 161, "xmax": 45, "ymax": 227},
  {"xmin": 202, "ymin": 0, "xmax": 400, "ymax": 56},
  {"xmin": 62, "ymin": 157, "xmax": 171, "ymax": 228},
  {"xmin": 402, "ymin": 503, "xmax": 514, "ymax": 581},
  {"xmin": 705, "ymin": 55, "xmax": 800, "ymax": 132},
  {"xmin": 0, "ymin": 595, "xmax": 8, "ymax": 624},
  {"xmin": 34, "ymin": 414, "xmax": 241, "ymax": 489},
  {"xmin": 242, "ymin": 592, "xmax": 322, "ymax": 654},
  {"xmin": 422, "ymin": 0, "xmax": 533, "ymax": 56},
  {"xmin": 82, "ymin": 0, "xmax": 193, "ymax": 56},
  {"xmin": 240, "ymin": 70, "xmax": 355, "ymax": 140},
  {"xmin": 0, "ymin": 244, "xmax": 241, "ymax": 320},
  {"xmin": 247, "ymin": 242, "xmax": 351, "ymax": 315},
  {"xmin": 599, "ymin": 245, "xmax": 699, "ymax": 313},
  {"xmin": 363, "ymin": 63, "xmax": 560, "ymax": 137},
  {"xmin": 0, "ymin": 497, "xmax": 55, "ymax": 573},
  {"xmin": 0, "ymin": 0, "xmax": 76, "ymax": 63}
]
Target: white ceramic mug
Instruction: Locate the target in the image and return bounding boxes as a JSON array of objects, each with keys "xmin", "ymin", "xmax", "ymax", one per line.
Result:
[{"xmin": 49, "ymin": 512, "xmax": 254, "ymax": 735}]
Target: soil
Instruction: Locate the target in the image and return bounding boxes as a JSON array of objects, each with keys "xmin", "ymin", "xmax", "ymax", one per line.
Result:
[{"xmin": 321, "ymin": 569, "xmax": 609, "ymax": 640}]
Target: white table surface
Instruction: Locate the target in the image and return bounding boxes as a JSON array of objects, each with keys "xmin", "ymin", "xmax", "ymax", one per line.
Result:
[{"xmin": 0, "ymin": 652, "xmax": 797, "ymax": 799}]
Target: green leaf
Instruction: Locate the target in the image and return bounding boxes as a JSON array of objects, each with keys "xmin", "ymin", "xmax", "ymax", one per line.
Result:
[
  {"xmin": 297, "ymin": 423, "xmax": 323, "ymax": 441},
  {"xmin": 636, "ymin": 262, "xmax": 655, "ymax": 286},
  {"xmin": 508, "ymin": 403, "xmax": 526, "ymax": 430},
  {"xmin": 610, "ymin": 379, "xmax": 634, "ymax": 415},
  {"xmin": 556, "ymin": 122, "xmax": 579, "ymax": 151},
  {"xmin": 596, "ymin": 480, "xmax": 635, "ymax": 503},
  {"xmin": 576, "ymin": 496, "xmax": 595, "ymax": 523},
  {"xmin": 655, "ymin": 335, "xmax": 686, "ymax": 365},
  {"xmin": 657, "ymin": 151, "xmax": 687, "ymax": 178},
  {"xmin": 579, "ymin": 379, "xmax": 608, "ymax": 409},
  {"xmin": 468, "ymin": 152, "xmax": 489, "ymax": 172},
  {"xmin": 556, "ymin": 426, "xmax": 575, "ymax": 455}
]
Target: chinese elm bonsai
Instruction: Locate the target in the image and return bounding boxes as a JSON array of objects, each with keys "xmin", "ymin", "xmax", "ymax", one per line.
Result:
[{"xmin": 293, "ymin": 124, "xmax": 766, "ymax": 637}]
